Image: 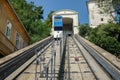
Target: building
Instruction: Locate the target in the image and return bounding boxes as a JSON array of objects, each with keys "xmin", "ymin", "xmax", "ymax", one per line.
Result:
[
  {"xmin": 52, "ymin": 9, "xmax": 79, "ymax": 35},
  {"xmin": 0, "ymin": 0, "xmax": 30, "ymax": 57},
  {"xmin": 87, "ymin": 0, "xmax": 114, "ymax": 28}
]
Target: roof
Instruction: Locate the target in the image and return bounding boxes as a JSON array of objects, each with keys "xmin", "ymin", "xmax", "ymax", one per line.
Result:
[{"xmin": 53, "ymin": 9, "xmax": 78, "ymax": 15}]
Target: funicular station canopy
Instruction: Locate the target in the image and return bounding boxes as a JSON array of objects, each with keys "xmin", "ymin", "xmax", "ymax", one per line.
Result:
[{"xmin": 52, "ymin": 9, "xmax": 79, "ymax": 35}]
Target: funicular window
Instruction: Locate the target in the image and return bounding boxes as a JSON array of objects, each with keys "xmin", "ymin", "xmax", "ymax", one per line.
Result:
[
  {"xmin": 54, "ymin": 16, "xmax": 62, "ymax": 19},
  {"xmin": 54, "ymin": 27, "xmax": 63, "ymax": 31}
]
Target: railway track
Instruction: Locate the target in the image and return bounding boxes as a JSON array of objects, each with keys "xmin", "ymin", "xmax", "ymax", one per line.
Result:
[
  {"xmin": 0, "ymin": 36, "xmax": 53, "ymax": 80},
  {"xmin": 0, "ymin": 35, "xmax": 120, "ymax": 80},
  {"xmin": 75, "ymin": 35, "xmax": 120, "ymax": 80},
  {"xmin": 59, "ymin": 36, "xmax": 113, "ymax": 80},
  {"xmin": 15, "ymin": 41, "xmax": 55, "ymax": 80},
  {"xmin": 16, "ymin": 40, "xmax": 63, "ymax": 80},
  {"xmin": 64, "ymin": 37, "xmax": 95, "ymax": 80}
]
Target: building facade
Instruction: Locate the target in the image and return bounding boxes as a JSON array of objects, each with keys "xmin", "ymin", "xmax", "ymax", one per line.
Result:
[
  {"xmin": 0, "ymin": 0, "xmax": 30, "ymax": 56},
  {"xmin": 52, "ymin": 9, "xmax": 79, "ymax": 35},
  {"xmin": 87, "ymin": 0, "xmax": 114, "ymax": 28}
]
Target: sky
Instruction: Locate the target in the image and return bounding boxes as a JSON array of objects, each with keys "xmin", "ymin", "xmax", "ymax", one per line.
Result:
[{"xmin": 26, "ymin": 0, "xmax": 89, "ymax": 24}]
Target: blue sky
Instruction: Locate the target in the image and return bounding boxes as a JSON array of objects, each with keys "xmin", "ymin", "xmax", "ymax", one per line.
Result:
[{"xmin": 26, "ymin": 0, "xmax": 89, "ymax": 24}]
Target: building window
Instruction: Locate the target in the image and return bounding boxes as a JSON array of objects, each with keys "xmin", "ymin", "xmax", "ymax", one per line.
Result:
[
  {"xmin": 16, "ymin": 33, "xmax": 20, "ymax": 49},
  {"xmin": 23, "ymin": 41, "xmax": 26, "ymax": 48},
  {"xmin": 101, "ymin": 18, "xmax": 104, "ymax": 21},
  {"xmin": 5, "ymin": 20, "xmax": 12, "ymax": 39}
]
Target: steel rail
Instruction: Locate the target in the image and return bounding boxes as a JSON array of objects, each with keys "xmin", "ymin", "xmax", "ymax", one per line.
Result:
[
  {"xmin": 75, "ymin": 35, "xmax": 120, "ymax": 80},
  {"xmin": 67, "ymin": 37, "xmax": 71, "ymax": 80},
  {"xmin": 72, "ymin": 36, "xmax": 97, "ymax": 80},
  {"xmin": 28, "ymin": 39, "xmax": 55, "ymax": 80},
  {"xmin": 0, "ymin": 37, "xmax": 53, "ymax": 80},
  {"xmin": 58, "ymin": 35, "xmax": 67, "ymax": 80}
]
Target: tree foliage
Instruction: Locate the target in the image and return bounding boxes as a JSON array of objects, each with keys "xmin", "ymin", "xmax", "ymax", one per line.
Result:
[
  {"xmin": 79, "ymin": 24, "xmax": 91, "ymax": 37},
  {"xmin": 79, "ymin": 23, "xmax": 120, "ymax": 56},
  {"xmin": 10, "ymin": 0, "xmax": 51, "ymax": 43},
  {"xmin": 45, "ymin": 11, "xmax": 54, "ymax": 28}
]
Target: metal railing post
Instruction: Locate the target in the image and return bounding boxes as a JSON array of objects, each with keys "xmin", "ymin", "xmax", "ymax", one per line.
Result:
[
  {"xmin": 35, "ymin": 49, "xmax": 39, "ymax": 80},
  {"xmin": 45, "ymin": 67, "xmax": 49, "ymax": 80},
  {"xmin": 60, "ymin": 39, "xmax": 62, "ymax": 62},
  {"xmin": 51, "ymin": 58, "xmax": 53, "ymax": 80},
  {"xmin": 39, "ymin": 45, "xmax": 43, "ymax": 77},
  {"xmin": 54, "ymin": 51, "xmax": 56, "ymax": 80}
]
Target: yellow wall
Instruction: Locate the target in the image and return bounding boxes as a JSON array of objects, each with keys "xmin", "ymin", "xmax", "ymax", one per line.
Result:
[{"xmin": 0, "ymin": 1, "xmax": 30, "ymax": 56}]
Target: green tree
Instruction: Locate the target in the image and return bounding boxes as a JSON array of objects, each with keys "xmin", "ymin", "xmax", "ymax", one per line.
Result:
[
  {"xmin": 97, "ymin": 23, "xmax": 120, "ymax": 42},
  {"xmin": 10, "ymin": 0, "xmax": 51, "ymax": 43},
  {"xmin": 45, "ymin": 11, "xmax": 54, "ymax": 28},
  {"xmin": 88, "ymin": 23, "xmax": 120, "ymax": 56},
  {"xmin": 79, "ymin": 24, "xmax": 91, "ymax": 38},
  {"xmin": 10, "ymin": 0, "xmax": 43, "ymax": 31}
]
